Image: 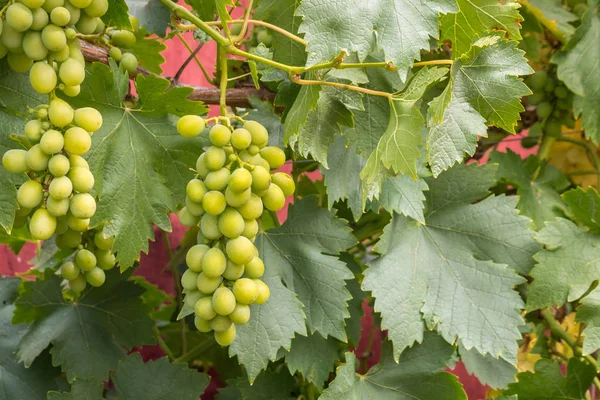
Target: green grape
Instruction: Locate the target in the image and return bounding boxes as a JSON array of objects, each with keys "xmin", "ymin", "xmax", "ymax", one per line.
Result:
[
  {"xmin": 64, "ymin": 127, "xmax": 91, "ymax": 155},
  {"xmin": 229, "ymin": 22, "xmax": 243, "ymax": 36},
  {"xmin": 197, "ymin": 272, "xmax": 222, "ymax": 294},
  {"xmin": 69, "ymin": 0, "xmax": 93, "ymax": 8},
  {"xmin": 232, "ymin": 278, "xmax": 258, "ymax": 305},
  {"xmin": 49, "ymin": 176, "xmax": 73, "ymax": 199},
  {"xmin": 24, "ymin": 120, "xmax": 42, "ymax": 143},
  {"xmin": 120, "ymin": 52, "xmax": 138, "ymax": 74},
  {"xmin": 218, "ymin": 208, "xmax": 244, "ymax": 239},
  {"xmin": 69, "ymin": 274, "xmax": 87, "ymax": 293},
  {"xmin": 249, "ymin": 154, "xmax": 271, "ymax": 171},
  {"xmin": 226, "ymin": 236, "xmax": 255, "ymax": 265},
  {"xmin": 545, "ymin": 118, "xmax": 562, "ymax": 138},
  {"xmin": 21, "ymin": 0, "xmax": 46, "ymax": 8},
  {"xmin": 49, "ymin": 98, "xmax": 74, "ymax": 127},
  {"xmin": 243, "ymin": 121, "xmax": 268, "ymax": 148},
  {"xmin": 229, "ymin": 303, "xmax": 250, "ymax": 325},
  {"xmin": 2, "ymin": 149, "xmax": 29, "ymax": 174},
  {"xmin": 245, "ymin": 256, "xmax": 264, "ymax": 279},
  {"xmin": 26, "ymin": 144, "xmax": 50, "ymax": 171},
  {"xmin": 186, "ymin": 244, "xmax": 209, "ymax": 272},
  {"xmin": 69, "ymin": 154, "xmax": 89, "ymax": 169},
  {"xmin": 262, "ymin": 184, "xmax": 285, "ymax": 211},
  {"xmin": 59, "ymin": 58, "xmax": 85, "ymax": 86},
  {"xmin": 50, "ymin": 7, "xmax": 71, "ymax": 26},
  {"xmin": 528, "ymin": 70, "xmax": 548, "ymax": 91},
  {"xmin": 205, "ymin": 146, "xmax": 226, "ymax": 171},
  {"xmin": 52, "ymin": 44, "xmax": 70, "ymax": 62},
  {"xmin": 68, "ymin": 43, "xmax": 85, "ymax": 64},
  {"xmin": 73, "ymin": 107, "xmax": 103, "ymax": 133},
  {"xmin": 554, "ymin": 86, "xmax": 568, "ymax": 99},
  {"xmin": 247, "ymin": 145, "xmax": 259, "ymax": 156},
  {"xmin": 110, "ymin": 29, "xmax": 136, "ymax": 48},
  {"xmin": 184, "ymin": 291, "xmax": 202, "ymax": 308},
  {"xmin": 40, "ymin": 129, "xmax": 64, "ymax": 154},
  {"xmin": 86, "ymin": 266, "xmax": 105, "ymax": 287},
  {"xmin": 181, "ymin": 269, "xmax": 200, "ymax": 291},
  {"xmin": 237, "ymin": 193, "xmax": 263, "ymax": 220},
  {"xmin": 544, "ymin": 79, "xmax": 556, "ymax": 93},
  {"xmin": 201, "ymin": 247, "xmax": 227, "ymax": 278},
  {"xmin": 94, "ymin": 230, "xmax": 114, "ymax": 250},
  {"xmin": 214, "ymin": 323, "xmax": 236, "ymax": 346},
  {"xmin": 30, "ymin": 208, "xmax": 57, "ymax": 240},
  {"xmin": 17, "ymin": 180, "xmax": 43, "ymax": 209},
  {"xmin": 272, "ymin": 172, "xmax": 295, "ymax": 197},
  {"xmin": 75, "ymin": 248, "xmax": 96, "ymax": 271},
  {"xmin": 129, "ymin": 14, "xmax": 139, "ymax": 31},
  {"xmin": 55, "ymin": 215, "xmax": 69, "ymax": 234},
  {"xmin": 210, "ymin": 315, "xmax": 232, "ymax": 332},
  {"xmin": 259, "ymin": 146, "xmax": 285, "ymax": 170},
  {"xmin": 194, "ymin": 296, "xmax": 217, "ymax": 320},
  {"xmin": 536, "ymin": 101, "xmax": 553, "ymax": 120},
  {"xmin": 241, "ymin": 218, "xmax": 258, "ymax": 240},
  {"xmin": 68, "ymin": 167, "xmax": 94, "ymax": 193},
  {"xmin": 6, "ymin": 3, "xmax": 33, "ymax": 32},
  {"xmin": 225, "ymin": 186, "xmax": 250, "ymax": 207},
  {"xmin": 212, "ymin": 287, "xmax": 236, "ymax": 315},
  {"xmin": 250, "ymin": 166, "xmax": 271, "ymax": 192},
  {"xmin": 70, "ymin": 193, "xmax": 96, "ymax": 218},
  {"xmin": 194, "ymin": 316, "xmax": 213, "ymax": 333},
  {"xmin": 41, "ymin": 24, "xmax": 67, "ymax": 51},
  {"xmin": 108, "ymin": 46, "xmax": 122, "ymax": 61},
  {"xmin": 177, "ymin": 115, "xmax": 205, "ymax": 138},
  {"xmin": 23, "ymin": 32, "xmax": 49, "ymax": 61},
  {"xmin": 205, "ymin": 168, "xmax": 231, "ymax": 191},
  {"xmin": 84, "ymin": 0, "xmax": 108, "ymax": 17},
  {"xmin": 179, "ymin": 206, "xmax": 200, "ymax": 227},
  {"xmin": 222, "ymin": 259, "xmax": 244, "ymax": 280},
  {"xmin": 61, "ymin": 261, "xmax": 80, "ymax": 280},
  {"xmin": 46, "ymin": 196, "xmax": 70, "ymax": 216},
  {"xmin": 186, "ymin": 196, "xmax": 205, "ymax": 217},
  {"xmin": 209, "ymin": 124, "xmax": 231, "ymax": 147},
  {"xmin": 75, "ymin": 14, "xmax": 97, "ymax": 34},
  {"xmin": 528, "ymin": 92, "xmax": 545, "ymax": 106},
  {"xmin": 202, "ymin": 190, "xmax": 226, "ymax": 215},
  {"xmin": 56, "ymin": 228, "xmax": 82, "ymax": 248},
  {"xmin": 256, "ymin": 30, "xmax": 272, "ymax": 46},
  {"xmin": 30, "ymin": 8, "xmax": 50, "ymax": 31},
  {"xmin": 7, "ymin": 53, "xmax": 33, "ymax": 73},
  {"xmin": 1, "ymin": 24, "xmax": 24, "ymax": 52},
  {"xmin": 195, "ymin": 153, "xmax": 210, "ymax": 178},
  {"xmin": 186, "ymin": 178, "xmax": 207, "ymax": 203},
  {"xmin": 62, "ymin": 85, "xmax": 80, "ymax": 97},
  {"xmin": 0, "ymin": 42, "xmax": 9, "ymax": 58},
  {"xmin": 96, "ymin": 249, "xmax": 116, "ymax": 269},
  {"xmin": 42, "ymin": 0, "xmax": 65, "ymax": 12},
  {"xmin": 63, "ymin": 2, "xmax": 80, "ymax": 25},
  {"xmin": 253, "ymin": 279, "xmax": 270, "ymax": 304},
  {"xmin": 231, "ymin": 128, "xmax": 252, "ymax": 150},
  {"xmin": 228, "ymin": 168, "xmax": 252, "ymax": 192},
  {"xmin": 68, "ymin": 214, "xmax": 89, "ymax": 231},
  {"xmin": 200, "ymin": 213, "xmax": 222, "ymax": 240}
]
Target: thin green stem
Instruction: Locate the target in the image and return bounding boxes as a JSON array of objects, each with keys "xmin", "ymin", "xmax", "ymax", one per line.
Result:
[
  {"xmin": 218, "ymin": 46, "xmax": 229, "ymax": 116},
  {"xmin": 227, "ymin": 72, "xmax": 252, "ymax": 82},
  {"xmin": 154, "ymin": 326, "xmax": 176, "ymax": 360},
  {"xmin": 292, "ymin": 76, "xmax": 392, "ymax": 99},
  {"xmin": 174, "ymin": 339, "xmax": 215, "ymax": 364},
  {"xmin": 413, "ymin": 59, "xmax": 454, "ymax": 67},
  {"xmin": 203, "ymin": 19, "xmax": 307, "ymax": 46},
  {"xmin": 532, "ymin": 135, "xmax": 557, "ymax": 181},
  {"xmin": 566, "ymin": 170, "xmax": 600, "ymax": 177}
]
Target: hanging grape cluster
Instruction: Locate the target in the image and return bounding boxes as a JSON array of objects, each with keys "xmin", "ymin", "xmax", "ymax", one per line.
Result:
[{"xmin": 176, "ymin": 117, "xmax": 295, "ymax": 346}]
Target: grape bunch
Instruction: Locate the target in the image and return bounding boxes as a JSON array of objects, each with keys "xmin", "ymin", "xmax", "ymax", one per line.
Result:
[
  {"xmin": 176, "ymin": 117, "xmax": 295, "ymax": 346},
  {"xmin": 105, "ymin": 16, "xmax": 139, "ymax": 75},
  {"xmin": 0, "ymin": 0, "xmax": 109, "ymax": 97},
  {"xmin": 2, "ymin": 101, "xmax": 102, "ymax": 241},
  {"xmin": 58, "ymin": 226, "xmax": 116, "ymax": 292}
]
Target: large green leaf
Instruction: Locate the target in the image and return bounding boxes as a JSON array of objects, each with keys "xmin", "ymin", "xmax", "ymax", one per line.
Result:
[
  {"xmin": 47, "ymin": 379, "xmax": 104, "ymax": 400},
  {"xmin": 459, "ymin": 342, "xmax": 516, "ymax": 389},
  {"xmin": 320, "ymin": 333, "xmax": 466, "ymax": 400},
  {"xmin": 379, "ymin": 175, "xmax": 428, "ymax": 224},
  {"xmin": 522, "ymin": 0, "xmax": 577, "ymax": 42},
  {"xmin": 13, "ymin": 270, "xmax": 155, "ymax": 382},
  {"xmin": 102, "ymin": 0, "xmax": 131, "ymax": 29},
  {"xmin": 296, "ymin": 0, "xmax": 457, "ymax": 80},
  {"xmin": 553, "ymin": 2, "xmax": 600, "ymax": 143},
  {"xmin": 427, "ymin": 36, "xmax": 532, "ymax": 176},
  {"xmin": 562, "ymin": 186, "xmax": 600, "ymax": 233},
  {"xmin": 67, "ymin": 62, "xmax": 208, "ymax": 269},
  {"xmin": 226, "ymin": 368, "xmax": 298, "ymax": 400},
  {"xmin": 363, "ymin": 164, "xmax": 538, "ymax": 364},
  {"xmin": 284, "ymin": 333, "xmax": 340, "ymax": 387},
  {"xmin": 577, "ymin": 287, "xmax": 600, "ymax": 355},
  {"xmin": 131, "ymin": 28, "xmax": 167, "ymax": 74},
  {"xmin": 126, "ymin": 0, "xmax": 170, "ymax": 36}
]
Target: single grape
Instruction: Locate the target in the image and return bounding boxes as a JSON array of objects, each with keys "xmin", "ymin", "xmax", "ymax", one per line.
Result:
[
  {"xmin": 186, "ymin": 179, "xmax": 207, "ymax": 203},
  {"xmin": 55, "ymin": 216, "xmax": 69, "ymax": 234},
  {"xmin": 59, "ymin": 58, "xmax": 85, "ymax": 86},
  {"xmin": 256, "ymin": 30, "xmax": 272, "ymax": 46},
  {"xmin": 205, "ymin": 167, "xmax": 231, "ymax": 191},
  {"xmin": 17, "ymin": 180, "xmax": 43, "ymax": 209},
  {"xmin": 120, "ymin": 52, "xmax": 138, "ymax": 74},
  {"xmin": 214, "ymin": 323, "xmax": 236, "ymax": 346},
  {"xmin": 41, "ymin": 24, "xmax": 66, "ymax": 52},
  {"xmin": 228, "ymin": 168, "xmax": 252, "ymax": 192},
  {"xmin": 86, "ymin": 267, "xmax": 105, "ymax": 287},
  {"xmin": 24, "ymin": 119, "xmax": 43, "ymax": 143},
  {"xmin": 184, "ymin": 291, "xmax": 202, "ymax": 308},
  {"xmin": 225, "ymin": 186, "xmax": 250, "ymax": 208},
  {"xmin": 218, "ymin": 208, "xmax": 244, "ymax": 239},
  {"xmin": 229, "ymin": 22, "xmax": 243, "ymax": 36},
  {"xmin": 94, "ymin": 231, "xmax": 115, "ymax": 251},
  {"xmin": 23, "ymin": 32, "xmax": 49, "ymax": 61},
  {"xmin": 30, "ymin": 8, "xmax": 50, "ymax": 31},
  {"xmin": 209, "ymin": 124, "xmax": 231, "ymax": 147},
  {"xmin": 222, "ymin": 259, "xmax": 244, "ymax": 281},
  {"xmin": 111, "ymin": 30, "xmax": 137, "ymax": 48},
  {"xmin": 21, "ymin": 0, "xmax": 46, "ymax": 8},
  {"xmin": 243, "ymin": 121, "xmax": 269, "ymax": 148},
  {"xmin": 7, "ymin": 53, "xmax": 33, "ymax": 73},
  {"xmin": 46, "ymin": 196, "xmax": 70, "ymax": 216},
  {"xmin": 75, "ymin": 14, "xmax": 97, "ymax": 34},
  {"xmin": 528, "ymin": 70, "xmax": 548, "ymax": 91},
  {"xmin": 2, "ymin": 149, "xmax": 29, "ymax": 174},
  {"xmin": 69, "ymin": 0, "xmax": 93, "ymax": 8},
  {"xmin": 528, "ymin": 92, "xmax": 545, "ymax": 106},
  {"xmin": 197, "ymin": 272, "xmax": 222, "ymax": 294},
  {"xmin": 62, "ymin": 85, "xmax": 80, "ymax": 97},
  {"xmin": 536, "ymin": 101, "xmax": 553, "ymax": 120},
  {"xmin": 205, "ymin": 146, "xmax": 226, "ymax": 171},
  {"xmin": 194, "ymin": 316, "xmax": 213, "ymax": 333},
  {"xmin": 544, "ymin": 79, "xmax": 556, "ymax": 93},
  {"xmin": 229, "ymin": 303, "xmax": 250, "ymax": 325},
  {"xmin": 230, "ymin": 129, "xmax": 252, "ymax": 152},
  {"xmin": 199, "ymin": 214, "xmax": 221, "ymax": 241},
  {"xmin": 84, "ymin": 0, "xmax": 108, "ymax": 17},
  {"xmin": 271, "ymin": 172, "xmax": 295, "ymax": 197},
  {"xmin": 61, "ymin": 261, "xmax": 80, "ymax": 280},
  {"xmin": 177, "ymin": 115, "xmax": 205, "ymax": 138},
  {"xmin": 259, "ymin": 146, "xmax": 286, "ymax": 169},
  {"xmin": 68, "ymin": 167, "xmax": 94, "ymax": 193},
  {"xmin": 30, "ymin": 208, "xmax": 57, "ymax": 240},
  {"xmin": 53, "ymin": 44, "xmax": 70, "ymax": 62},
  {"xmin": 1, "ymin": 24, "xmax": 24, "ymax": 52},
  {"xmin": 64, "ymin": 127, "xmax": 91, "ymax": 155},
  {"xmin": 194, "ymin": 296, "xmax": 217, "ymax": 320},
  {"xmin": 50, "ymin": 7, "xmax": 71, "ymax": 26},
  {"xmin": 179, "ymin": 206, "xmax": 200, "ymax": 227},
  {"xmin": 48, "ymin": 98, "xmax": 74, "ymax": 127},
  {"xmin": 262, "ymin": 184, "xmax": 285, "ymax": 211},
  {"xmin": 40, "ymin": 129, "xmax": 64, "ymax": 154},
  {"xmin": 69, "ymin": 154, "xmax": 89, "ymax": 169},
  {"xmin": 226, "ymin": 236, "xmax": 255, "ymax": 265},
  {"xmin": 64, "ymin": 2, "xmax": 80, "ymax": 25},
  {"xmin": 75, "ymin": 248, "xmax": 96, "ymax": 271},
  {"xmin": 212, "ymin": 287, "xmax": 236, "ymax": 316},
  {"xmin": 247, "ymin": 145, "xmax": 259, "ymax": 156},
  {"xmin": 237, "ymin": 193, "xmax": 263, "ymax": 220},
  {"xmin": 201, "ymin": 247, "xmax": 227, "ymax": 278},
  {"xmin": 70, "ymin": 193, "xmax": 96, "ymax": 218},
  {"xmin": 210, "ymin": 315, "xmax": 232, "ymax": 332},
  {"xmin": 49, "ymin": 176, "xmax": 73, "ymax": 199},
  {"xmin": 181, "ymin": 269, "xmax": 200, "ymax": 291},
  {"xmin": 42, "ymin": 0, "xmax": 65, "ymax": 12},
  {"xmin": 26, "ymin": 144, "xmax": 50, "ymax": 171},
  {"xmin": 195, "ymin": 153, "xmax": 210, "ymax": 178},
  {"xmin": 245, "ymin": 256, "xmax": 264, "ymax": 279},
  {"xmin": 253, "ymin": 279, "xmax": 270, "ymax": 304},
  {"xmin": 232, "ymin": 278, "xmax": 258, "ymax": 305},
  {"xmin": 202, "ymin": 190, "xmax": 226, "ymax": 215},
  {"xmin": 96, "ymin": 249, "xmax": 116, "ymax": 270},
  {"xmin": 129, "ymin": 14, "xmax": 139, "ymax": 31},
  {"xmin": 6, "ymin": 3, "xmax": 33, "ymax": 32},
  {"xmin": 250, "ymin": 166, "xmax": 271, "ymax": 192},
  {"xmin": 186, "ymin": 244, "xmax": 209, "ymax": 272},
  {"xmin": 186, "ymin": 196, "xmax": 205, "ymax": 217},
  {"xmin": 69, "ymin": 274, "xmax": 87, "ymax": 293},
  {"xmin": 241, "ymin": 218, "xmax": 258, "ymax": 240},
  {"xmin": 67, "ymin": 215, "xmax": 90, "ymax": 231},
  {"xmin": 554, "ymin": 86, "xmax": 568, "ymax": 99},
  {"xmin": 108, "ymin": 46, "xmax": 122, "ymax": 61},
  {"xmin": 249, "ymin": 154, "xmax": 271, "ymax": 171},
  {"xmin": 56, "ymin": 228, "xmax": 82, "ymax": 248}
]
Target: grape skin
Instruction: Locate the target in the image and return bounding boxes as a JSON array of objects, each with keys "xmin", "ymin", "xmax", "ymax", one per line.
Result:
[
  {"xmin": 30, "ymin": 208, "xmax": 57, "ymax": 240},
  {"xmin": 186, "ymin": 244, "xmax": 209, "ymax": 272},
  {"xmin": 233, "ymin": 278, "xmax": 258, "ymax": 305},
  {"xmin": 2, "ymin": 149, "xmax": 29, "ymax": 173},
  {"xmin": 209, "ymin": 125, "xmax": 231, "ymax": 147},
  {"xmin": 214, "ymin": 323, "xmax": 236, "ymax": 346},
  {"xmin": 201, "ymin": 247, "xmax": 227, "ymax": 278},
  {"xmin": 17, "ymin": 180, "xmax": 43, "ymax": 209}
]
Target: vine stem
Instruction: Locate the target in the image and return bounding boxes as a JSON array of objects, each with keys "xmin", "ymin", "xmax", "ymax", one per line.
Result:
[
  {"xmin": 173, "ymin": 32, "xmax": 211, "ymax": 84},
  {"xmin": 163, "ymin": 231, "xmax": 188, "ymax": 355},
  {"xmin": 413, "ymin": 59, "xmax": 454, "ymax": 67},
  {"xmin": 203, "ymin": 19, "xmax": 308, "ymax": 46},
  {"xmin": 218, "ymin": 45, "xmax": 229, "ymax": 116},
  {"xmin": 557, "ymin": 136, "xmax": 600, "ymax": 171},
  {"xmin": 154, "ymin": 326, "xmax": 176, "ymax": 360},
  {"xmin": 174, "ymin": 339, "xmax": 215, "ymax": 364},
  {"xmin": 292, "ymin": 75, "xmax": 392, "ymax": 99},
  {"xmin": 231, "ymin": 0, "xmax": 253, "ymax": 43}
]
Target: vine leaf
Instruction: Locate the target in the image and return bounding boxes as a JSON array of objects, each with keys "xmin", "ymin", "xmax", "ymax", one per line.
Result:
[
  {"xmin": 427, "ymin": 36, "xmax": 532, "ymax": 176},
  {"xmin": 504, "ymin": 358, "xmax": 596, "ymax": 399},
  {"xmin": 67, "ymin": 62, "xmax": 208, "ymax": 269},
  {"xmin": 440, "ymin": 0, "xmax": 523, "ymax": 57},
  {"xmin": 562, "ymin": 185, "xmax": 600, "ymax": 233},
  {"xmin": 131, "ymin": 28, "xmax": 167, "ymax": 74},
  {"xmin": 459, "ymin": 342, "xmax": 517, "ymax": 390},
  {"xmin": 379, "ymin": 174, "xmax": 428, "ymax": 224},
  {"xmin": 320, "ymin": 333, "xmax": 466, "ymax": 400},
  {"xmin": 0, "ymin": 226, "xmax": 33, "ymax": 254},
  {"xmin": 523, "ymin": 0, "xmax": 578, "ymax": 43},
  {"xmin": 553, "ymin": 3, "xmax": 600, "ymax": 143},
  {"xmin": 102, "ymin": 0, "xmax": 132, "ymax": 29},
  {"xmin": 577, "ymin": 287, "xmax": 600, "ymax": 355},
  {"xmin": 235, "ymin": 368, "xmax": 298, "ymax": 399},
  {"xmin": 12, "ymin": 270, "xmax": 155, "ymax": 382},
  {"xmin": 0, "ymin": 277, "xmax": 62, "ymax": 400},
  {"xmin": 283, "ymin": 333, "xmax": 340, "ymax": 387},
  {"xmin": 126, "ymin": 0, "xmax": 171, "ymax": 37},
  {"xmin": 283, "ymin": 72, "xmax": 320, "ymax": 144},
  {"xmin": 296, "ymin": 0, "xmax": 457, "ymax": 80},
  {"xmin": 47, "ymin": 379, "xmax": 104, "ymax": 400},
  {"xmin": 363, "ymin": 164, "xmax": 538, "ymax": 364},
  {"xmin": 111, "ymin": 353, "xmax": 209, "ymax": 399}
]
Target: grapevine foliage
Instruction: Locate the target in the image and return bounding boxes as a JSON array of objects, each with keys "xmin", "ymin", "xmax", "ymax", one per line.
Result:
[{"xmin": 0, "ymin": 0, "xmax": 599, "ymax": 398}]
